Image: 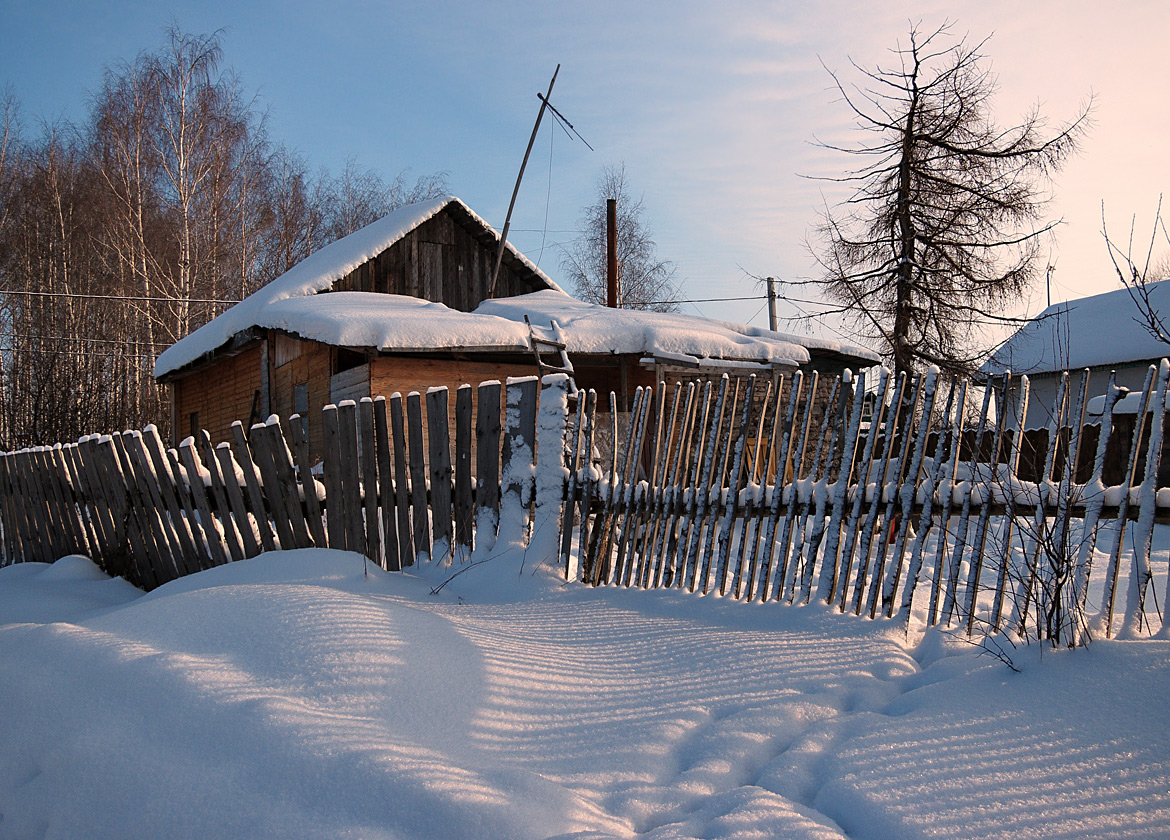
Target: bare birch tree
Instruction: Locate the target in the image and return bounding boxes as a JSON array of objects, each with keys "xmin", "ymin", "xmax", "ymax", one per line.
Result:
[
  {"xmin": 0, "ymin": 28, "xmax": 447, "ymax": 448},
  {"xmin": 561, "ymin": 163, "xmax": 679, "ymax": 312}
]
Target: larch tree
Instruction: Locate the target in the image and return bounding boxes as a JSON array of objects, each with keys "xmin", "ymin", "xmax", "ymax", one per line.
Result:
[
  {"xmin": 810, "ymin": 22, "xmax": 1090, "ymax": 378},
  {"xmin": 561, "ymin": 163, "xmax": 679, "ymax": 312}
]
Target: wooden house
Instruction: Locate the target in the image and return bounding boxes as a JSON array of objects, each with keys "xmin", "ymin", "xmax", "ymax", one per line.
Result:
[
  {"xmin": 154, "ymin": 196, "xmax": 878, "ymax": 462},
  {"xmin": 983, "ymin": 280, "xmax": 1170, "ymax": 429},
  {"xmin": 982, "ymin": 279, "xmax": 1170, "ymax": 485}
]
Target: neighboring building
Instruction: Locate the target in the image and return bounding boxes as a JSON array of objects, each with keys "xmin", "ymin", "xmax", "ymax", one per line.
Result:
[
  {"xmin": 982, "ymin": 281, "xmax": 1170, "ymax": 430},
  {"xmin": 154, "ymin": 196, "xmax": 878, "ymax": 462}
]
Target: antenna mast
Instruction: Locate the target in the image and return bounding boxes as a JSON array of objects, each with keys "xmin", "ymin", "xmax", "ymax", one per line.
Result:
[{"xmin": 489, "ymin": 65, "xmax": 559, "ymax": 298}]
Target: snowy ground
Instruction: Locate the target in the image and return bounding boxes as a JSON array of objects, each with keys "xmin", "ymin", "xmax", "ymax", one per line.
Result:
[{"xmin": 1, "ymin": 546, "xmax": 1168, "ymax": 840}]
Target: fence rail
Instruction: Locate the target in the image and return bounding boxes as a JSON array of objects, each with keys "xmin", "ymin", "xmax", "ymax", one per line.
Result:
[
  {"xmin": 562, "ymin": 364, "xmax": 1170, "ymax": 645},
  {"xmin": 0, "ymin": 376, "xmax": 559, "ymax": 590},
  {"xmin": 5, "ymin": 363, "xmax": 1170, "ymax": 646}
]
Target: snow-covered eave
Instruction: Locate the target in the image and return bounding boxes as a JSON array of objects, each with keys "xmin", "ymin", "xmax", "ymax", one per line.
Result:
[
  {"xmin": 158, "ymin": 326, "xmax": 534, "ymax": 383},
  {"xmin": 155, "ymin": 328, "xmax": 265, "ymax": 383},
  {"xmin": 982, "ymin": 353, "xmax": 1169, "ymax": 379},
  {"xmin": 634, "ymin": 352, "xmax": 801, "ymax": 371}
]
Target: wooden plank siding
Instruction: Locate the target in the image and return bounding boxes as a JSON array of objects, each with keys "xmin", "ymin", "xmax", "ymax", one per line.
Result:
[
  {"xmin": 173, "ymin": 344, "xmax": 264, "ymax": 446},
  {"xmin": 271, "ymin": 338, "xmax": 333, "ymax": 464},
  {"xmin": 326, "ymin": 210, "xmax": 549, "ymax": 310},
  {"xmin": 369, "ymin": 356, "xmax": 533, "ymax": 451}
]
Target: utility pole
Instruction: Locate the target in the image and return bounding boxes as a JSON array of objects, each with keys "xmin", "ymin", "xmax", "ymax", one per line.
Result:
[
  {"xmin": 766, "ymin": 276, "xmax": 778, "ymax": 331},
  {"xmin": 489, "ymin": 65, "xmax": 559, "ymax": 299},
  {"xmin": 606, "ymin": 198, "xmax": 618, "ymax": 308}
]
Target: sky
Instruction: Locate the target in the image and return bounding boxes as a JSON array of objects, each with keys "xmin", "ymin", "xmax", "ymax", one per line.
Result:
[{"xmin": 2, "ymin": 0, "xmax": 1167, "ymax": 355}]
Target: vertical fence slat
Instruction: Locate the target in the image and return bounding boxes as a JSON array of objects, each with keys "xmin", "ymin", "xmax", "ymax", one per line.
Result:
[
  {"xmin": 266, "ymin": 420, "xmax": 315, "ymax": 550},
  {"xmin": 1070, "ymin": 373, "xmax": 1119, "ymax": 639},
  {"xmin": 247, "ymin": 423, "xmax": 298, "ymax": 553},
  {"xmin": 775, "ymin": 374, "xmax": 818, "ymax": 602},
  {"xmin": 373, "ymin": 398, "xmax": 401, "ymax": 571},
  {"xmin": 939, "ymin": 381, "xmax": 994, "ymax": 626},
  {"xmin": 426, "ymin": 388, "xmax": 453, "ymax": 560},
  {"xmin": 108, "ymin": 433, "xmax": 158, "ymax": 589},
  {"xmin": 643, "ymin": 382, "xmax": 686, "ymax": 587},
  {"xmin": 852, "ymin": 371, "xmax": 907, "ymax": 615},
  {"xmin": 230, "ymin": 422, "xmax": 277, "ymax": 553},
  {"xmin": 632, "ymin": 381, "xmax": 671, "ymax": 587},
  {"xmin": 475, "ymin": 382, "xmax": 503, "ymax": 545},
  {"xmin": 732, "ymin": 378, "xmax": 775, "ymax": 600},
  {"xmin": 685, "ymin": 377, "xmax": 728, "ymax": 593},
  {"xmin": 359, "ymin": 398, "xmax": 383, "ymax": 567},
  {"xmin": 212, "ymin": 442, "xmax": 253, "ymax": 560},
  {"xmin": 388, "ymin": 395, "xmax": 413, "ymax": 568},
  {"xmin": 165, "ymin": 446, "xmax": 214, "ymax": 570},
  {"xmin": 1122, "ymin": 359, "xmax": 1170, "ymax": 637},
  {"xmin": 60, "ymin": 445, "xmax": 99, "ymax": 562},
  {"xmin": 454, "ymin": 385, "xmax": 475, "ymax": 561},
  {"xmin": 818, "ymin": 370, "xmax": 866, "ymax": 605},
  {"xmin": 698, "ymin": 378, "xmax": 739, "ymax": 594},
  {"xmin": 615, "ymin": 388, "xmax": 651, "ymax": 586},
  {"xmin": 870, "ymin": 373, "xmax": 929, "ymax": 617},
  {"xmin": 716, "ymin": 375, "xmax": 756, "ymax": 596},
  {"xmin": 794, "ymin": 376, "xmax": 843, "ymax": 604},
  {"xmin": 406, "ymin": 393, "xmax": 431, "ymax": 562},
  {"xmin": 836, "ymin": 368, "xmax": 889, "ymax": 611},
  {"xmin": 575, "ymin": 389, "xmax": 598, "ymax": 582},
  {"xmin": 141, "ymin": 430, "xmax": 199, "ymax": 575},
  {"xmin": 961, "ymin": 375, "xmax": 1013, "ymax": 634},
  {"xmin": 289, "ymin": 414, "xmax": 327, "ymax": 548},
  {"xmin": 336, "ymin": 401, "xmax": 367, "ymax": 559},
  {"xmin": 651, "ymin": 382, "xmax": 696, "ymax": 589},
  {"xmin": 122, "ymin": 432, "xmax": 183, "ymax": 582},
  {"xmin": 561, "ymin": 389, "xmax": 587, "ymax": 579},
  {"xmin": 322, "ymin": 404, "xmax": 345, "ymax": 551},
  {"xmin": 78, "ymin": 437, "xmax": 123, "ymax": 572},
  {"xmin": 989, "ymin": 374, "xmax": 1031, "ymax": 631},
  {"xmin": 667, "ymin": 381, "xmax": 707, "ymax": 588},
  {"xmin": 178, "ymin": 440, "xmax": 229, "ymax": 568}
]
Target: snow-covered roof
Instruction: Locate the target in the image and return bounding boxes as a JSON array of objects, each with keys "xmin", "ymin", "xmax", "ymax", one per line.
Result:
[
  {"xmin": 478, "ymin": 290, "xmax": 816, "ymax": 366},
  {"xmin": 155, "ymin": 194, "xmax": 877, "ymax": 379},
  {"xmin": 154, "ymin": 196, "xmax": 558, "ymax": 377},
  {"xmin": 477, "ymin": 290, "xmax": 878, "ymax": 367},
  {"xmin": 983, "ymin": 281, "xmax": 1170, "ymax": 376},
  {"xmin": 259, "ymin": 293, "xmax": 534, "ymax": 353}
]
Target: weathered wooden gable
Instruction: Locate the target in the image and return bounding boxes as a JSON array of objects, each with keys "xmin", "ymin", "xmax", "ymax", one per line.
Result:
[{"xmin": 328, "ymin": 207, "xmax": 548, "ymax": 311}]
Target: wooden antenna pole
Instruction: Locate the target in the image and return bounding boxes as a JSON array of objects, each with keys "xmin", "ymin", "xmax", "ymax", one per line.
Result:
[{"xmin": 489, "ymin": 65, "xmax": 559, "ymax": 299}]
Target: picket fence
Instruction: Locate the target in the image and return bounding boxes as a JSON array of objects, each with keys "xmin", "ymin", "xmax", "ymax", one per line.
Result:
[
  {"xmin": 4, "ymin": 363, "xmax": 1170, "ymax": 645},
  {"xmin": 0, "ymin": 376, "xmax": 565, "ymax": 591},
  {"xmin": 561, "ymin": 363, "xmax": 1170, "ymax": 645}
]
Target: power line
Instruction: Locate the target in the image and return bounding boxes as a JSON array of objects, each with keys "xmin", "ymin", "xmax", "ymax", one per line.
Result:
[
  {"xmin": 642, "ymin": 293, "xmax": 838, "ymax": 306},
  {"xmin": 1, "ymin": 344, "xmax": 159, "ymax": 360},
  {"xmin": 0, "ymin": 289, "xmax": 240, "ymax": 305},
  {"xmin": 1, "ymin": 333, "xmax": 172, "ymax": 348}
]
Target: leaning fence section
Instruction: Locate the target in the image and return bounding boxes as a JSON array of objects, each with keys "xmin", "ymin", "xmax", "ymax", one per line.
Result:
[
  {"xmin": 0, "ymin": 376, "xmax": 555, "ymax": 591},
  {"xmin": 561, "ymin": 363, "xmax": 1170, "ymax": 644}
]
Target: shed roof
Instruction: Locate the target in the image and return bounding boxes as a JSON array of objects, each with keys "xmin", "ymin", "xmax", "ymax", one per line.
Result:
[
  {"xmin": 479, "ymin": 290, "xmax": 819, "ymax": 367},
  {"xmin": 982, "ymin": 280, "xmax": 1170, "ymax": 377},
  {"xmin": 154, "ymin": 196, "xmax": 558, "ymax": 377}
]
